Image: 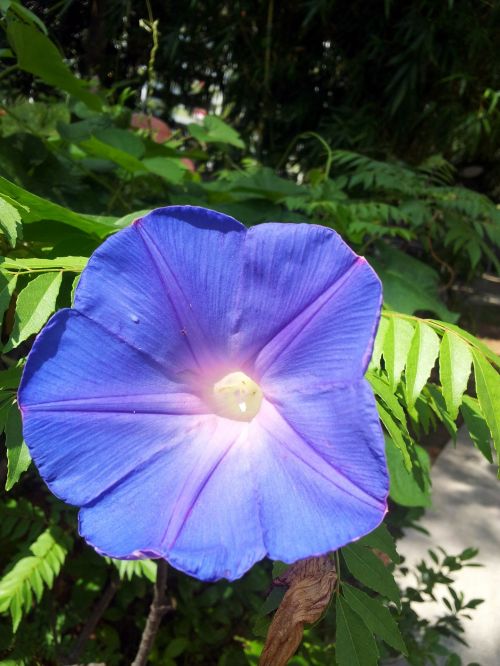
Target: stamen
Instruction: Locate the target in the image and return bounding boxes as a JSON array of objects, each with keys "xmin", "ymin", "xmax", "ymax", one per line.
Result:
[{"xmin": 212, "ymin": 371, "xmax": 263, "ymax": 422}]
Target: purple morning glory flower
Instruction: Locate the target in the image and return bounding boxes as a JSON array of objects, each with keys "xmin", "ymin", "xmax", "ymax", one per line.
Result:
[{"xmin": 18, "ymin": 206, "xmax": 388, "ymax": 581}]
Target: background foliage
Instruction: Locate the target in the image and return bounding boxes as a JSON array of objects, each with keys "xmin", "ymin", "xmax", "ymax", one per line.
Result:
[{"xmin": 0, "ymin": 1, "xmax": 499, "ymax": 665}]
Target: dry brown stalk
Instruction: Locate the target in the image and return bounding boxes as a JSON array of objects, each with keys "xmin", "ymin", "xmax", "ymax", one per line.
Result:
[{"xmin": 259, "ymin": 555, "xmax": 337, "ymax": 666}]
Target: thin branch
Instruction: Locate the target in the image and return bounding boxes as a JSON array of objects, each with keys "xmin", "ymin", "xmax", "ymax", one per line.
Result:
[
  {"xmin": 131, "ymin": 560, "xmax": 169, "ymax": 666},
  {"xmin": 64, "ymin": 573, "xmax": 120, "ymax": 665},
  {"xmin": 427, "ymin": 232, "xmax": 456, "ymax": 290},
  {"xmin": 0, "ymin": 64, "xmax": 19, "ymax": 82}
]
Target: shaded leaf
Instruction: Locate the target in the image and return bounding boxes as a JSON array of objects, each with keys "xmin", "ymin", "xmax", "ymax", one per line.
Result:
[
  {"xmin": 0, "ymin": 176, "xmax": 119, "ymax": 237},
  {"xmin": 335, "ymin": 595, "xmax": 378, "ymax": 666},
  {"xmin": 80, "ymin": 135, "xmax": 145, "ymax": 173},
  {"xmin": 461, "ymin": 396, "xmax": 492, "ymax": 463},
  {"xmin": 5, "ymin": 403, "xmax": 31, "ymax": 491},
  {"xmin": 376, "ymin": 402, "xmax": 411, "ymax": 471},
  {"xmin": 0, "ymin": 272, "xmax": 17, "ymax": 323},
  {"xmin": 0, "ymin": 195, "xmax": 23, "ymax": 247},
  {"xmin": 472, "ymin": 350, "xmax": 500, "ymax": 473},
  {"xmin": 386, "ymin": 437, "xmax": 431, "ymax": 507},
  {"xmin": 373, "ymin": 247, "xmax": 458, "ymax": 321},
  {"xmin": 358, "ymin": 523, "xmax": 400, "ymax": 564},
  {"xmin": 342, "ymin": 584, "xmax": 407, "ymax": 653},
  {"xmin": 342, "ymin": 543, "xmax": 400, "ymax": 604},
  {"xmin": 0, "ymin": 365, "xmax": 23, "ymax": 390},
  {"xmin": 368, "ymin": 372, "xmax": 407, "ymax": 430},
  {"xmin": 7, "ymin": 21, "xmax": 102, "ymax": 111},
  {"xmin": 143, "ymin": 156, "xmax": 186, "ymax": 184},
  {"xmin": 188, "ymin": 115, "xmax": 244, "ymax": 149}
]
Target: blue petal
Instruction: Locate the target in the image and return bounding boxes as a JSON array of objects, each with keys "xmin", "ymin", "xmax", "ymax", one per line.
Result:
[
  {"xmin": 79, "ymin": 417, "xmax": 266, "ymax": 581},
  {"xmin": 74, "ymin": 206, "xmax": 246, "ymax": 375},
  {"xmin": 233, "ymin": 223, "xmax": 358, "ymax": 358},
  {"xmin": 257, "ymin": 257, "xmax": 381, "ymax": 387},
  {"xmin": 19, "ymin": 309, "xmax": 208, "ymax": 506},
  {"xmin": 253, "ymin": 384, "xmax": 388, "ymax": 562}
]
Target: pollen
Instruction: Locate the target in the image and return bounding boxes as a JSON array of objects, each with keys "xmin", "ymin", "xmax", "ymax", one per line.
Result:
[{"xmin": 212, "ymin": 371, "xmax": 263, "ymax": 422}]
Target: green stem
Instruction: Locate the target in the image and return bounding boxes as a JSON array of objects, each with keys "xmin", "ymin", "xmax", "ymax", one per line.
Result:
[
  {"xmin": 0, "ymin": 64, "xmax": 19, "ymax": 82},
  {"xmin": 334, "ymin": 551, "xmax": 341, "ymax": 596},
  {"xmin": 276, "ymin": 131, "xmax": 333, "ymax": 178}
]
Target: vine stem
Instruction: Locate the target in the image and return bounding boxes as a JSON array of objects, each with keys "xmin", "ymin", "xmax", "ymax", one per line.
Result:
[
  {"xmin": 334, "ymin": 551, "xmax": 341, "ymax": 596},
  {"xmin": 131, "ymin": 560, "xmax": 169, "ymax": 666}
]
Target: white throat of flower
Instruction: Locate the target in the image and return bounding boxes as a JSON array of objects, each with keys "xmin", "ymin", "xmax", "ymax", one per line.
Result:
[{"xmin": 212, "ymin": 371, "xmax": 263, "ymax": 422}]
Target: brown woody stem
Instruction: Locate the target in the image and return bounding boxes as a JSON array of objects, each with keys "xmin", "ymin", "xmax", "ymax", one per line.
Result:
[{"xmin": 131, "ymin": 560, "xmax": 169, "ymax": 666}]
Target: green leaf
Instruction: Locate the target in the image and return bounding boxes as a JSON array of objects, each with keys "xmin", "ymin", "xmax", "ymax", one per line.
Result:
[
  {"xmin": 358, "ymin": 523, "xmax": 400, "ymax": 564},
  {"xmin": 5, "ymin": 403, "xmax": 31, "ymax": 491},
  {"xmin": 0, "ymin": 272, "xmax": 17, "ymax": 322},
  {"xmin": 93, "ymin": 128, "xmax": 145, "ymax": 158},
  {"xmin": 335, "ymin": 595, "xmax": 378, "ymax": 666},
  {"xmin": 7, "ymin": 21, "xmax": 102, "ymax": 111},
  {"xmin": 0, "ymin": 365, "xmax": 23, "ymax": 391},
  {"xmin": 0, "ymin": 195, "xmax": 22, "ymax": 247},
  {"xmin": 109, "ymin": 558, "xmax": 157, "ymax": 582},
  {"xmin": 112, "ymin": 208, "xmax": 152, "ymax": 228},
  {"xmin": 386, "ymin": 437, "xmax": 431, "ymax": 507},
  {"xmin": 405, "ymin": 321, "xmax": 440, "ymax": 407},
  {"xmin": 369, "ymin": 316, "xmax": 388, "ymax": 370},
  {"xmin": 164, "ymin": 637, "xmax": 189, "ymax": 659},
  {"xmin": 472, "ymin": 350, "xmax": 500, "ymax": 472},
  {"xmin": 80, "ymin": 135, "xmax": 145, "ymax": 173},
  {"xmin": 383, "ymin": 316, "xmax": 414, "ymax": 389},
  {"xmin": 259, "ymin": 586, "xmax": 286, "ymax": 615},
  {"xmin": 0, "ymin": 255, "xmax": 87, "ymax": 272},
  {"xmin": 430, "ymin": 320, "xmax": 500, "ymax": 368},
  {"xmin": 0, "ymin": 176, "xmax": 121, "ymax": 237},
  {"xmin": 342, "ymin": 542, "xmax": 400, "ymax": 604},
  {"xmin": 5, "ymin": 0, "xmax": 48, "ymax": 34},
  {"xmin": 0, "ymin": 527, "xmax": 70, "ymax": 631},
  {"xmin": 143, "ymin": 156, "xmax": 186, "ymax": 184},
  {"xmin": 188, "ymin": 115, "xmax": 245, "ymax": 149},
  {"xmin": 342, "ymin": 584, "xmax": 407, "ymax": 654},
  {"xmin": 271, "ymin": 561, "xmax": 289, "ymax": 578},
  {"xmin": 439, "ymin": 331, "xmax": 472, "ymax": 419},
  {"xmin": 424, "ymin": 384, "xmax": 458, "ymax": 439},
  {"xmin": 1, "ymin": 100, "xmax": 69, "ymax": 138},
  {"xmin": 0, "ymin": 397, "xmax": 13, "ymax": 433},
  {"xmin": 70, "ymin": 274, "xmax": 80, "ymax": 305},
  {"xmin": 4, "ymin": 272, "xmax": 62, "ymax": 351},
  {"xmin": 461, "ymin": 396, "xmax": 492, "ymax": 463},
  {"xmin": 376, "ymin": 402, "xmax": 411, "ymax": 471},
  {"xmin": 373, "ymin": 246, "xmax": 458, "ymax": 321},
  {"xmin": 368, "ymin": 372, "xmax": 407, "ymax": 430}
]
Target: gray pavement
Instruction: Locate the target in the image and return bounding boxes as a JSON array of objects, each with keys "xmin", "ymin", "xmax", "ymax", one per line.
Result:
[{"xmin": 397, "ymin": 428, "xmax": 500, "ymax": 666}]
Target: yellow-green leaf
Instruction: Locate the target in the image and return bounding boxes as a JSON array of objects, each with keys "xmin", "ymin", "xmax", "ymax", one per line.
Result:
[
  {"xmin": 4, "ymin": 272, "xmax": 62, "ymax": 352},
  {"xmin": 383, "ymin": 317, "xmax": 414, "ymax": 389},
  {"xmin": 405, "ymin": 321, "xmax": 440, "ymax": 407},
  {"xmin": 472, "ymin": 350, "xmax": 500, "ymax": 473},
  {"xmin": 439, "ymin": 331, "xmax": 472, "ymax": 419}
]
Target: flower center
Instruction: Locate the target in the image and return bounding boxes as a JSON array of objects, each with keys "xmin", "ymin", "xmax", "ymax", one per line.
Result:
[{"xmin": 212, "ymin": 371, "xmax": 263, "ymax": 422}]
